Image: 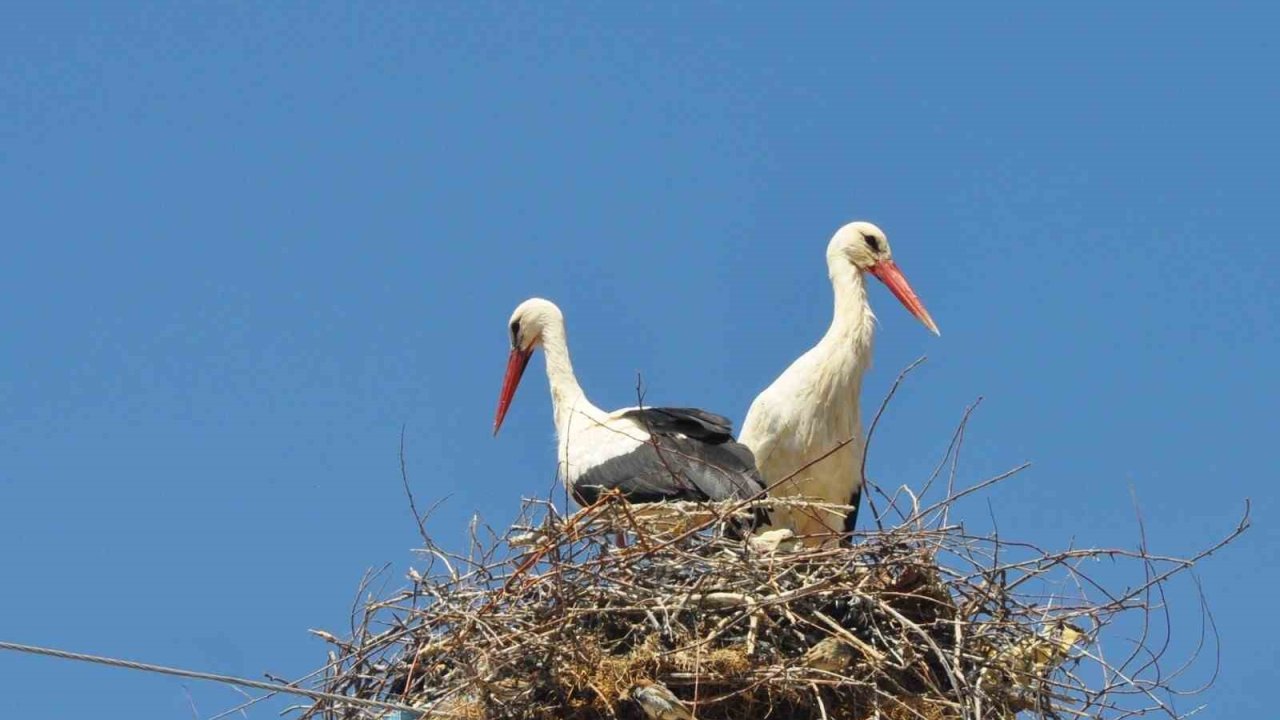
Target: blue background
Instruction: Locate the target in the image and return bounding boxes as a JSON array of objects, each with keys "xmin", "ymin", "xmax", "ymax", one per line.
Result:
[{"xmin": 1, "ymin": 3, "xmax": 1275, "ymax": 718}]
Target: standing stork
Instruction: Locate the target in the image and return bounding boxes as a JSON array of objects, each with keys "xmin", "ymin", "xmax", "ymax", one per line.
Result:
[
  {"xmin": 739, "ymin": 221, "xmax": 938, "ymax": 544},
  {"xmin": 493, "ymin": 298, "xmax": 765, "ymax": 508}
]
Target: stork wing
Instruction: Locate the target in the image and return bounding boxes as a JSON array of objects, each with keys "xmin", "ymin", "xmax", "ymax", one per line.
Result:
[
  {"xmin": 572, "ymin": 407, "xmax": 765, "ymax": 505},
  {"xmin": 616, "ymin": 406, "xmax": 736, "ymax": 443}
]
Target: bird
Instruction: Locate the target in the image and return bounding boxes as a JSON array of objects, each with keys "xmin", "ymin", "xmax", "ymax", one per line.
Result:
[
  {"xmin": 747, "ymin": 527, "xmax": 799, "ymax": 554},
  {"xmin": 627, "ymin": 679, "xmax": 695, "ymax": 720},
  {"xmin": 981, "ymin": 620, "xmax": 1086, "ymax": 690},
  {"xmin": 739, "ymin": 221, "xmax": 938, "ymax": 544},
  {"xmin": 493, "ymin": 298, "xmax": 765, "ymax": 509},
  {"xmin": 802, "ymin": 636, "xmax": 858, "ymax": 674}
]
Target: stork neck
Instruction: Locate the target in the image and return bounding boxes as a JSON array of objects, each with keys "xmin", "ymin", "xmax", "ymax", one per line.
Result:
[
  {"xmin": 822, "ymin": 258, "xmax": 875, "ymax": 351},
  {"xmin": 538, "ymin": 322, "xmax": 590, "ymax": 432}
]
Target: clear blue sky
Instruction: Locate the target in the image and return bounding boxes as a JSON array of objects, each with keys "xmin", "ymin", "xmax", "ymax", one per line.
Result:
[{"xmin": 1, "ymin": 3, "xmax": 1275, "ymax": 718}]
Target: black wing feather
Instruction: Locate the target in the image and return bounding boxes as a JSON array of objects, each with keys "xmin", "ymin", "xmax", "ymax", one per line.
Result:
[
  {"xmin": 618, "ymin": 407, "xmax": 735, "ymax": 443},
  {"xmin": 572, "ymin": 406, "xmax": 766, "ymax": 505},
  {"xmin": 842, "ymin": 486, "xmax": 862, "ymax": 540}
]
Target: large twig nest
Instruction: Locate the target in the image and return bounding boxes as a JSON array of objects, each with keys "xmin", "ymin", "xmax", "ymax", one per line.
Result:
[{"xmin": 297, "ymin": 486, "xmax": 1245, "ymax": 720}]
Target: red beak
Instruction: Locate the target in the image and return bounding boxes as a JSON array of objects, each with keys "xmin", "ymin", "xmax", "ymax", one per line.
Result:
[
  {"xmin": 493, "ymin": 347, "xmax": 534, "ymax": 435},
  {"xmin": 867, "ymin": 259, "xmax": 940, "ymax": 335}
]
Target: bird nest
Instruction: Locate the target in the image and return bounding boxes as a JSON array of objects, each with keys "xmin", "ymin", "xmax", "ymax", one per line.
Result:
[{"xmin": 295, "ymin": 477, "xmax": 1245, "ymax": 720}]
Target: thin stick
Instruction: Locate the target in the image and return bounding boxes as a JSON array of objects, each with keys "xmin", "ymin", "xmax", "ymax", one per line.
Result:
[{"xmin": 861, "ymin": 355, "xmax": 928, "ymax": 531}]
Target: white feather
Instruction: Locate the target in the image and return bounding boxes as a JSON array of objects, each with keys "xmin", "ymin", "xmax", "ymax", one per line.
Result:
[{"xmin": 740, "ymin": 222, "xmax": 883, "ymax": 543}]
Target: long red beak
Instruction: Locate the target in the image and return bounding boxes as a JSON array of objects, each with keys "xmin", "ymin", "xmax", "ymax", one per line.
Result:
[
  {"xmin": 493, "ymin": 347, "xmax": 534, "ymax": 435},
  {"xmin": 867, "ymin": 259, "xmax": 940, "ymax": 335}
]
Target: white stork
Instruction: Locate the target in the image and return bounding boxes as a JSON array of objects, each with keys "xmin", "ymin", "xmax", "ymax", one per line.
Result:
[
  {"xmin": 492, "ymin": 298, "xmax": 765, "ymax": 508},
  {"xmin": 739, "ymin": 221, "xmax": 938, "ymax": 544}
]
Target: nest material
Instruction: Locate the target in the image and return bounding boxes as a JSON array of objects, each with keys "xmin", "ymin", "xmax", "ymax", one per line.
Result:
[{"xmin": 298, "ymin": 487, "xmax": 1244, "ymax": 720}]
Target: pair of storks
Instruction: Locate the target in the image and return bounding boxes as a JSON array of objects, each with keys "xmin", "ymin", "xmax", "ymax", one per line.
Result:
[{"xmin": 492, "ymin": 221, "xmax": 938, "ymax": 544}]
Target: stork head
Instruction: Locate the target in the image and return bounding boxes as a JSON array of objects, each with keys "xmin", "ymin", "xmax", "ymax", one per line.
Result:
[
  {"xmin": 493, "ymin": 297, "xmax": 562, "ymax": 435},
  {"xmin": 829, "ymin": 221, "xmax": 940, "ymax": 335}
]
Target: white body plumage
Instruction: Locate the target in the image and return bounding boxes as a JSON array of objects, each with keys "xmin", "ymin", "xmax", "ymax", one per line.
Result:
[
  {"xmin": 740, "ymin": 222, "xmax": 937, "ymax": 544},
  {"xmin": 495, "ymin": 299, "xmax": 764, "ymax": 506}
]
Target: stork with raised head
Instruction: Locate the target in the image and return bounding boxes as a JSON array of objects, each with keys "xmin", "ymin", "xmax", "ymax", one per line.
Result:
[
  {"xmin": 493, "ymin": 298, "xmax": 765, "ymax": 508},
  {"xmin": 739, "ymin": 221, "xmax": 938, "ymax": 544}
]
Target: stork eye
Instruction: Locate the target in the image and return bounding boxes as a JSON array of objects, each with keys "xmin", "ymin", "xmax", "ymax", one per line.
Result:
[
  {"xmin": 863, "ymin": 234, "xmax": 882, "ymax": 253},
  {"xmin": 509, "ymin": 320, "xmax": 520, "ymax": 346}
]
